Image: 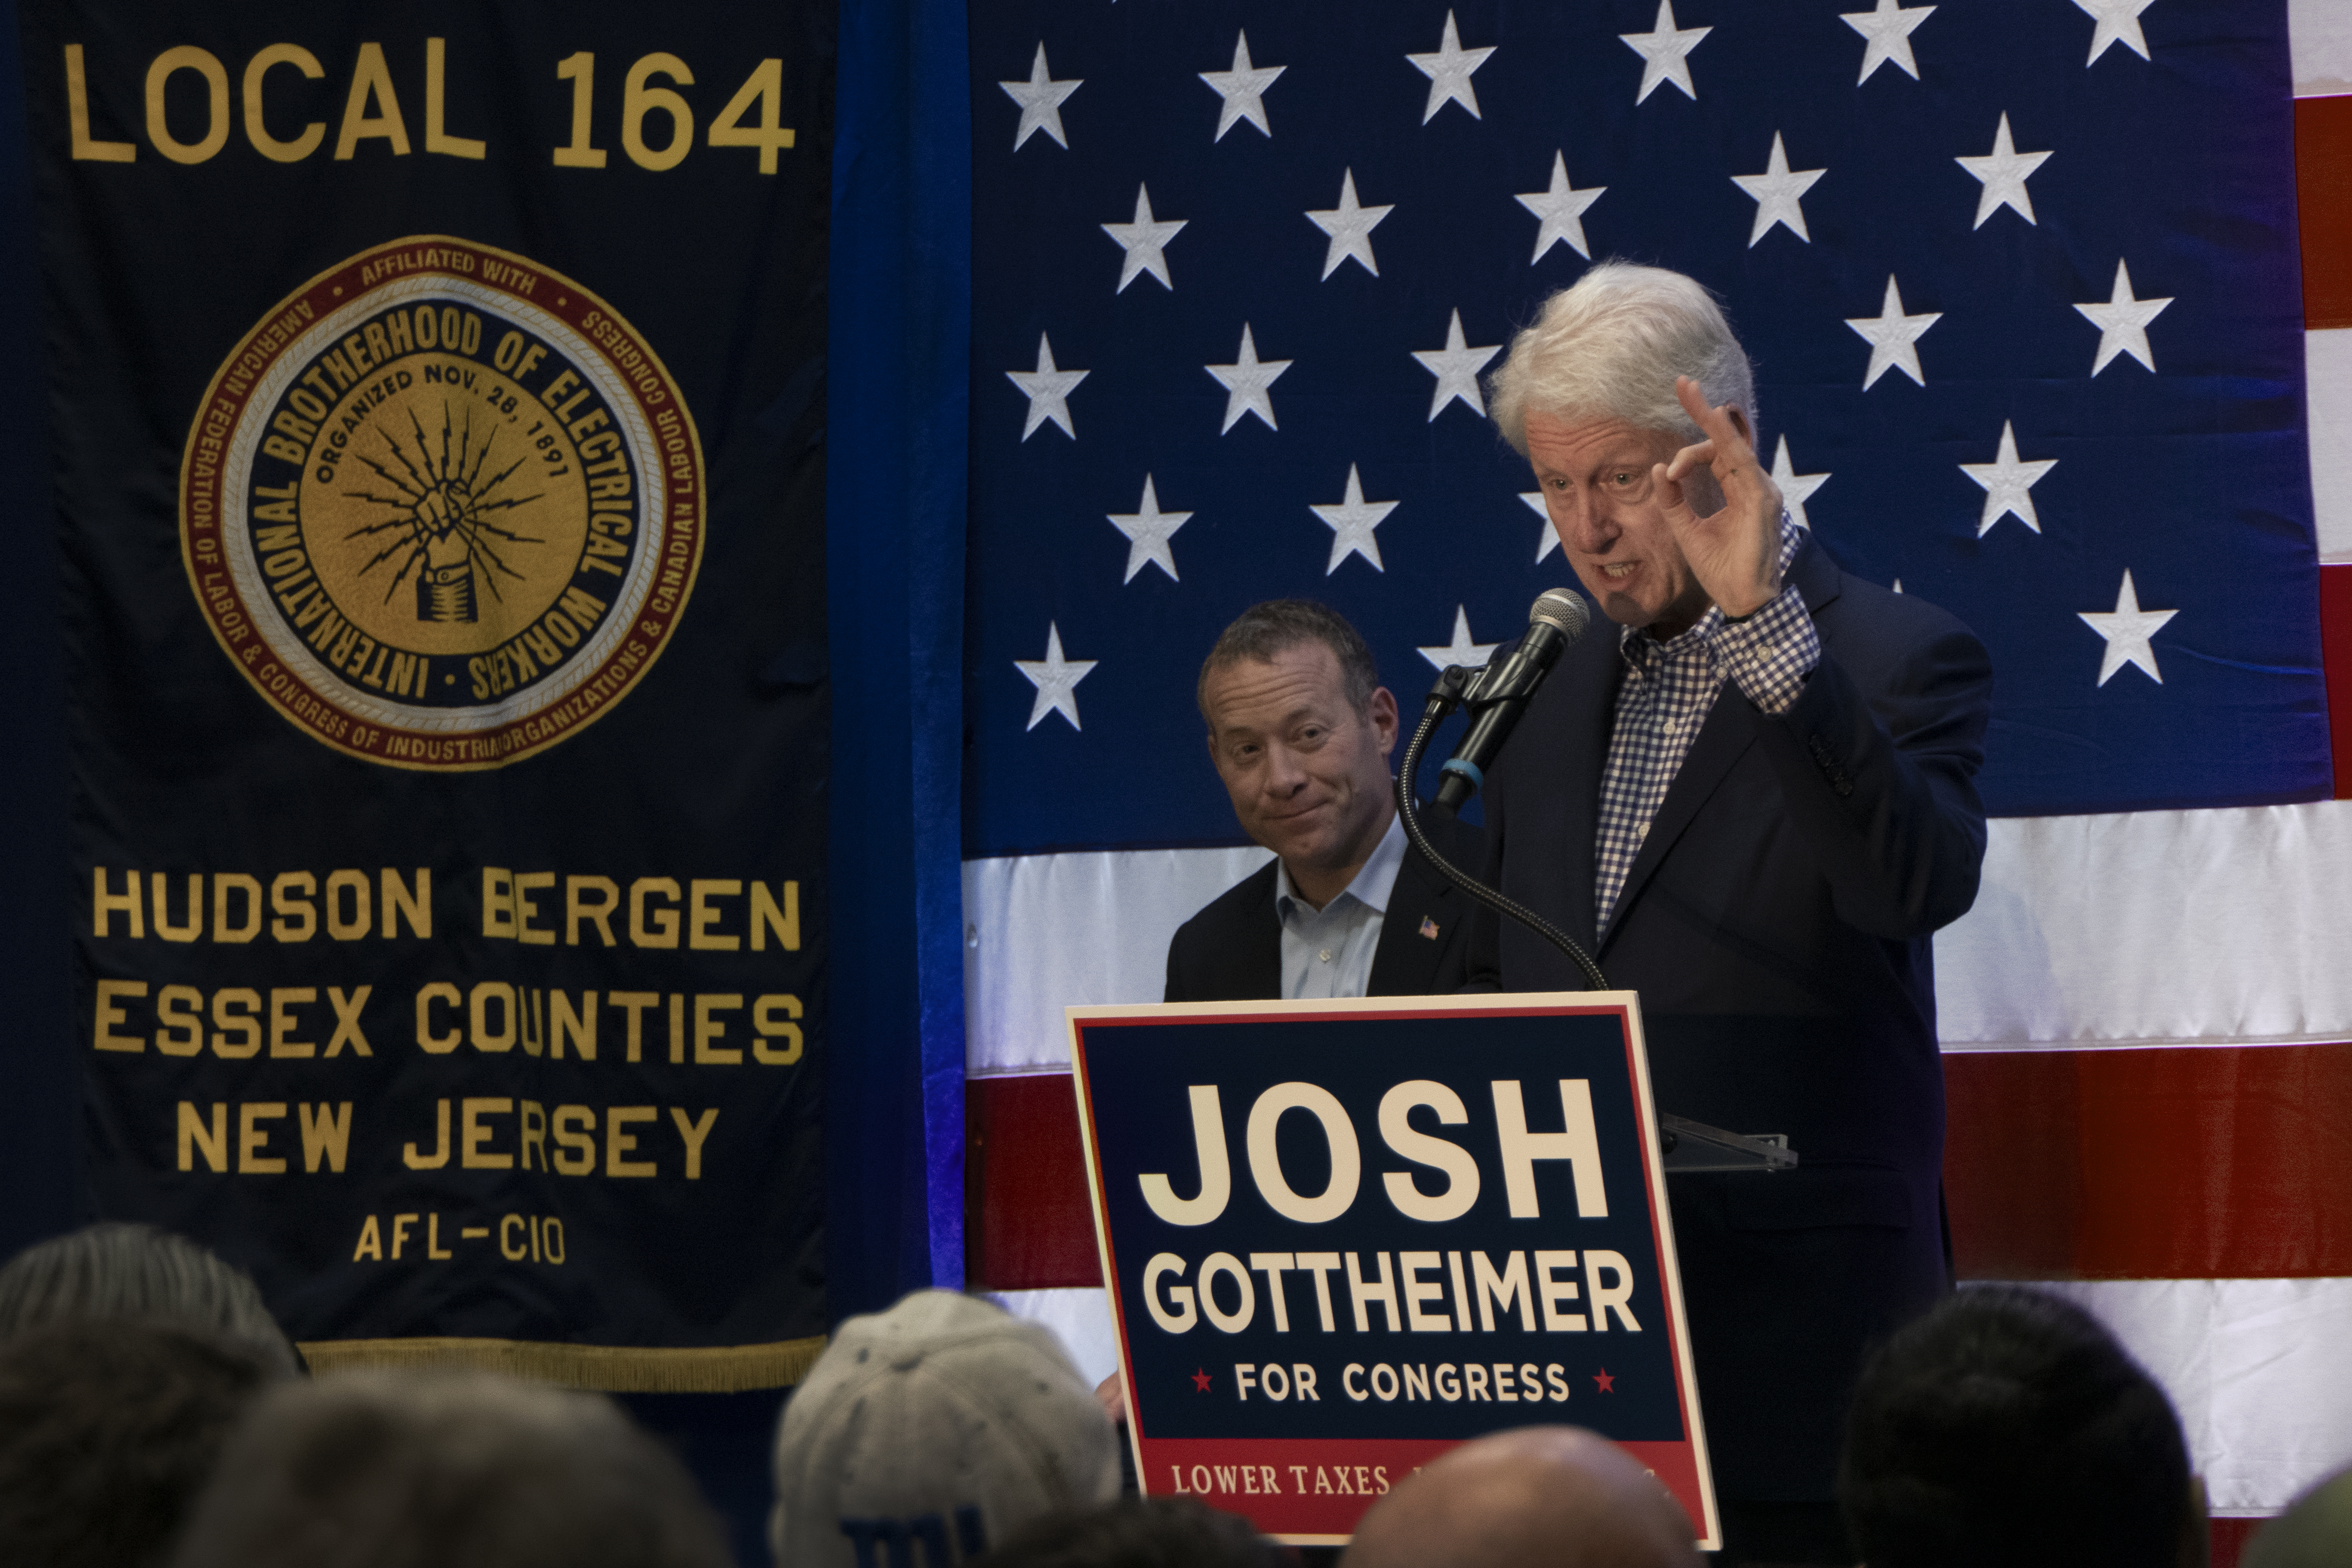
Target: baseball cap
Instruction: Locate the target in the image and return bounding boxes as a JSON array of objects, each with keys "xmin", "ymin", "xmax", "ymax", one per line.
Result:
[{"xmin": 770, "ymin": 1290, "xmax": 1121, "ymax": 1568}]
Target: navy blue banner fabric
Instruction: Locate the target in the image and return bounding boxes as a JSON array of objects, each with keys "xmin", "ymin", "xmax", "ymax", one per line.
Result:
[
  {"xmin": 0, "ymin": 0, "xmax": 75, "ymax": 1265},
  {"xmin": 965, "ymin": 0, "xmax": 2324, "ymax": 857},
  {"xmin": 26, "ymin": 3, "xmax": 833, "ymax": 1383}
]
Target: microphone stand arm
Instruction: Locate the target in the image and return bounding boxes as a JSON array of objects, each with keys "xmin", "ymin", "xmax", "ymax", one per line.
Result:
[{"xmin": 1395, "ymin": 665, "xmax": 1610, "ymax": 993}]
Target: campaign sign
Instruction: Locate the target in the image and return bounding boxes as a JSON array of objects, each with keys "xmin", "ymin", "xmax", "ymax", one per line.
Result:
[{"xmin": 1068, "ymin": 993, "xmax": 1717, "ymax": 1549}]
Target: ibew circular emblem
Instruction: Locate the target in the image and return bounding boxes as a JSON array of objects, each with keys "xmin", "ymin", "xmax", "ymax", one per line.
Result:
[{"xmin": 180, "ymin": 234, "xmax": 705, "ymax": 770}]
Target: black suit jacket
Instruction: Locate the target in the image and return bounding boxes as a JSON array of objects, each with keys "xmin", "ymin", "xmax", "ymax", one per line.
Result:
[
  {"xmin": 1467, "ymin": 535, "xmax": 1992, "ymax": 1501},
  {"xmin": 1164, "ymin": 811, "xmax": 1487, "ymax": 1002}
]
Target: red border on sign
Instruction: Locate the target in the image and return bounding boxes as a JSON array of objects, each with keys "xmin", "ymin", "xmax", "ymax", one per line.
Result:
[{"xmin": 1065, "ymin": 993, "xmax": 1720, "ymax": 1550}]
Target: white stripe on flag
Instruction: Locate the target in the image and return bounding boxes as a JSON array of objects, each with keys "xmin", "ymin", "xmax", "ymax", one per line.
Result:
[
  {"xmin": 965, "ymin": 799, "xmax": 2352, "ymax": 1070},
  {"xmin": 2312, "ymin": 329, "xmax": 2352, "ymax": 564},
  {"xmin": 2031, "ymin": 1277, "xmax": 2352, "ymax": 1514},
  {"xmin": 986, "ymin": 1286, "xmax": 1121, "ymax": 1388},
  {"xmin": 965, "ymin": 845, "xmax": 1269, "ymax": 1073},
  {"xmin": 2292, "ymin": 0, "xmax": 2352, "ymax": 94}
]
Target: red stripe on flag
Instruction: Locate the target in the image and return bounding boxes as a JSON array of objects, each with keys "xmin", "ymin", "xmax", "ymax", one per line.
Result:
[
  {"xmin": 2323, "ymin": 564, "xmax": 2352, "ymax": 799},
  {"xmin": 2212, "ymin": 1518, "xmax": 2262, "ymax": 1568},
  {"xmin": 2299, "ymin": 94, "xmax": 2352, "ymax": 329},
  {"xmin": 1944, "ymin": 1043, "xmax": 2352, "ymax": 1280},
  {"xmin": 979, "ymin": 1044, "xmax": 2352, "ymax": 1288},
  {"xmin": 967, "ymin": 1071, "xmax": 1101, "ymax": 1289}
]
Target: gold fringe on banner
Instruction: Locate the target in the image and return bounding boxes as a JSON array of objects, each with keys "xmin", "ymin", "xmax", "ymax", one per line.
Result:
[{"xmin": 296, "ymin": 1334, "xmax": 828, "ymax": 1394}]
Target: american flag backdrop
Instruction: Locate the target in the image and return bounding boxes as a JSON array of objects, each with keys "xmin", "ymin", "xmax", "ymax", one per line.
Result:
[{"xmin": 958, "ymin": 0, "xmax": 2352, "ymax": 1545}]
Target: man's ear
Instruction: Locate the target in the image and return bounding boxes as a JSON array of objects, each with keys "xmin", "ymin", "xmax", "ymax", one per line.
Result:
[
  {"xmin": 1369, "ymin": 686, "xmax": 1400, "ymax": 758},
  {"xmin": 1727, "ymin": 405, "xmax": 1754, "ymax": 443}
]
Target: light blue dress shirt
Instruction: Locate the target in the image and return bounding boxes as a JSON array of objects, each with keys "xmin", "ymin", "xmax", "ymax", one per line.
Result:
[{"xmin": 1274, "ymin": 809, "xmax": 1408, "ymax": 1000}]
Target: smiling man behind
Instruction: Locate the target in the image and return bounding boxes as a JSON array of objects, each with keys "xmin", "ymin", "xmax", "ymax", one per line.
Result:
[{"xmin": 1164, "ymin": 599, "xmax": 1483, "ymax": 1003}]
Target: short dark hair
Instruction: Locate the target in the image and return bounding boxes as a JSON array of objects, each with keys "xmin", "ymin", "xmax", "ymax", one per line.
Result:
[
  {"xmin": 1839, "ymin": 1286, "xmax": 2194, "ymax": 1568},
  {"xmin": 0, "ymin": 1222, "xmax": 299, "ymax": 1376},
  {"xmin": 1197, "ymin": 599, "xmax": 1379, "ymax": 723},
  {"xmin": 971, "ymin": 1496, "xmax": 1283, "ymax": 1568},
  {"xmin": 168, "ymin": 1369, "xmax": 731, "ymax": 1568},
  {"xmin": 0, "ymin": 1318, "xmax": 277, "ymax": 1568}
]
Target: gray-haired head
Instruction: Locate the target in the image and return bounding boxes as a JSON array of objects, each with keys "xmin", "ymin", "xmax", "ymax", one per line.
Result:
[
  {"xmin": 1485, "ymin": 263, "xmax": 1756, "ymax": 456},
  {"xmin": 1197, "ymin": 599, "xmax": 1380, "ymax": 723},
  {"xmin": 0, "ymin": 1223, "xmax": 299, "ymax": 1377}
]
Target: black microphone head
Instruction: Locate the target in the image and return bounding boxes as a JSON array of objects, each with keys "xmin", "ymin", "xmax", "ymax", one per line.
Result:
[{"xmin": 1530, "ymin": 587, "xmax": 1590, "ymax": 644}]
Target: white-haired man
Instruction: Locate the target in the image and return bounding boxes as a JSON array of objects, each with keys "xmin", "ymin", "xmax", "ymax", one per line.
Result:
[{"xmin": 1467, "ymin": 263, "xmax": 1993, "ymax": 1567}]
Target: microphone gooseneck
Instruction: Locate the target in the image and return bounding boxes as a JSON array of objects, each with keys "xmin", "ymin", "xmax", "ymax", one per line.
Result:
[{"xmin": 1395, "ymin": 589, "xmax": 1608, "ymax": 992}]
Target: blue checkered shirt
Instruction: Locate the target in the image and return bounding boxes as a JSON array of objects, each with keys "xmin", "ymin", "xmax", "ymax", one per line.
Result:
[{"xmin": 1593, "ymin": 517, "xmax": 1817, "ymax": 935}]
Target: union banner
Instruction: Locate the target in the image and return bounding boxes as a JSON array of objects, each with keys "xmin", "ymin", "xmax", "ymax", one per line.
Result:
[{"xmin": 24, "ymin": 2, "xmax": 832, "ymax": 1388}]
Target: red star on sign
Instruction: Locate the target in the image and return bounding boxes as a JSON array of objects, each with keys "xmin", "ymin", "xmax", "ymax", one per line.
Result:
[
  {"xmin": 1593, "ymin": 1368, "xmax": 1616, "ymax": 1393},
  {"xmin": 1192, "ymin": 1368, "xmax": 1213, "ymax": 1392}
]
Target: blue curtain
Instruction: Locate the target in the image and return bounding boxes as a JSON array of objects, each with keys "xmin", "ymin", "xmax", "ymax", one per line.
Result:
[{"xmin": 824, "ymin": 0, "xmax": 972, "ymax": 1315}]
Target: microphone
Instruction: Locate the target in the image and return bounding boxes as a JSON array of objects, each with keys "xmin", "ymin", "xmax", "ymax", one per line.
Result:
[{"xmin": 1432, "ymin": 587, "xmax": 1591, "ymax": 813}]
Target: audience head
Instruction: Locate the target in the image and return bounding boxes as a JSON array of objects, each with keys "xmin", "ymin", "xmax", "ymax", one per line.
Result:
[
  {"xmin": 0, "ymin": 1318, "xmax": 278, "ymax": 1568},
  {"xmin": 1341, "ymin": 1425, "xmax": 1699, "ymax": 1568},
  {"xmin": 973, "ymin": 1496, "xmax": 1281, "ymax": 1568},
  {"xmin": 2243, "ymin": 1465, "xmax": 2352, "ymax": 1568},
  {"xmin": 770, "ymin": 1289, "xmax": 1119, "ymax": 1568},
  {"xmin": 1840, "ymin": 1285, "xmax": 2204, "ymax": 1568},
  {"xmin": 167, "ymin": 1367, "xmax": 730, "ymax": 1568},
  {"xmin": 0, "ymin": 1223, "xmax": 299, "ymax": 1376}
]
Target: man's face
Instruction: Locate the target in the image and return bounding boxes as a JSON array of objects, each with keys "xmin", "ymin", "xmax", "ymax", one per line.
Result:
[
  {"xmin": 1524, "ymin": 410, "xmax": 1713, "ymax": 636},
  {"xmin": 1202, "ymin": 642, "xmax": 1399, "ymax": 886}
]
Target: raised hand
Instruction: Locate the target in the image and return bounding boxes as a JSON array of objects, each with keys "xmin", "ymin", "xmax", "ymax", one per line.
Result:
[{"xmin": 1653, "ymin": 375, "xmax": 1785, "ymax": 620}]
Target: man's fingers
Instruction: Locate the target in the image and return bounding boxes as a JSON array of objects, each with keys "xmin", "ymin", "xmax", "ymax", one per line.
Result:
[
  {"xmin": 1672, "ymin": 375, "xmax": 1756, "ymax": 464},
  {"xmin": 1665, "ymin": 439, "xmax": 1717, "ymax": 481}
]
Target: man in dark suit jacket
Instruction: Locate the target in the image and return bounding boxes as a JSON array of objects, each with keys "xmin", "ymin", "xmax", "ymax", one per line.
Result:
[
  {"xmin": 1471, "ymin": 265, "xmax": 1992, "ymax": 1565},
  {"xmin": 1164, "ymin": 599, "xmax": 1485, "ymax": 1003}
]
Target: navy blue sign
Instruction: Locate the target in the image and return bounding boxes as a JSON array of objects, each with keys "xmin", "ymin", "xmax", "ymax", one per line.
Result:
[{"xmin": 1071, "ymin": 994, "xmax": 1715, "ymax": 1546}]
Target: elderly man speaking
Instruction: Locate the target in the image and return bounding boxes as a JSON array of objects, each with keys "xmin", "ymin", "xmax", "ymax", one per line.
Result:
[{"xmin": 1465, "ymin": 263, "xmax": 1993, "ymax": 1566}]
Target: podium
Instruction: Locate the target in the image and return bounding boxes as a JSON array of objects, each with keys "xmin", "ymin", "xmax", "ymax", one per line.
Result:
[{"xmin": 1067, "ymin": 990, "xmax": 1734, "ymax": 1551}]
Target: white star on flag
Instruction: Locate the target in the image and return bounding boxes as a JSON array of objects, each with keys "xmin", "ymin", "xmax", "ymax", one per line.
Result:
[
  {"xmin": 1408, "ymin": 11, "xmax": 1497, "ymax": 123},
  {"xmin": 1306, "ymin": 168, "xmax": 1393, "ymax": 280},
  {"xmin": 1107, "ymin": 475, "xmax": 1192, "ymax": 583},
  {"xmin": 1413, "ymin": 310, "xmax": 1502, "ymax": 422},
  {"xmin": 1956, "ymin": 113, "xmax": 2051, "ymax": 228},
  {"xmin": 1516, "ymin": 151, "xmax": 1605, "ymax": 262},
  {"xmin": 1619, "ymin": 0, "xmax": 1710, "ymax": 103},
  {"xmin": 1206, "ymin": 324, "xmax": 1292, "ymax": 433},
  {"xmin": 1007, "ymin": 333, "xmax": 1087, "ymax": 440},
  {"xmin": 1845, "ymin": 275, "xmax": 1941, "ymax": 389},
  {"xmin": 1521, "ymin": 492, "xmax": 1561, "ymax": 563},
  {"xmin": 1730, "ymin": 132, "xmax": 1826, "ymax": 246},
  {"xmin": 2078, "ymin": 570, "xmax": 2177, "ymax": 686},
  {"xmin": 1840, "ymin": 0, "xmax": 1935, "ymax": 83},
  {"xmin": 2075, "ymin": 0, "xmax": 2157, "ymax": 64},
  {"xmin": 1959, "ymin": 421, "xmax": 2058, "ymax": 535},
  {"xmin": 2075, "ymin": 259, "xmax": 2173, "ymax": 374},
  {"xmin": 1311, "ymin": 465, "xmax": 1397, "ymax": 574},
  {"xmin": 1015, "ymin": 623, "xmax": 1097, "ymax": 730},
  {"xmin": 1419, "ymin": 606, "xmax": 1501, "ymax": 672},
  {"xmin": 1769, "ymin": 437, "xmax": 1831, "ymax": 529},
  {"xmin": 1101, "ymin": 184, "xmax": 1186, "ymax": 293},
  {"xmin": 1000, "ymin": 43, "xmax": 1080, "ymax": 151},
  {"xmin": 1200, "ymin": 30, "xmax": 1283, "ymax": 141}
]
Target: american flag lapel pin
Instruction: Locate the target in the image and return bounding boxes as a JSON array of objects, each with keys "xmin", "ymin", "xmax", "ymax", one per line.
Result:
[{"xmin": 1419, "ymin": 916, "xmax": 1440, "ymax": 940}]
